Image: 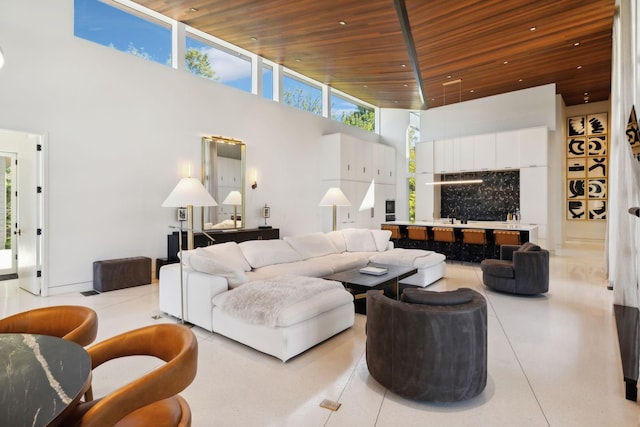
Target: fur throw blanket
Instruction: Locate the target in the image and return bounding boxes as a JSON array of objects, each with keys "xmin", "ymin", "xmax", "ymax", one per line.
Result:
[{"xmin": 214, "ymin": 275, "xmax": 344, "ymax": 326}]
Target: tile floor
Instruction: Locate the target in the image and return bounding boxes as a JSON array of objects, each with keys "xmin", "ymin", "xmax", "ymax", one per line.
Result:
[{"xmin": 1, "ymin": 244, "xmax": 639, "ymax": 426}]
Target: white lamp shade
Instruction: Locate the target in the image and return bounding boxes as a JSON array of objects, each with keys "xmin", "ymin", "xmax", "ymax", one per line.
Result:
[
  {"xmin": 359, "ymin": 179, "xmax": 375, "ymax": 211},
  {"xmin": 161, "ymin": 177, "xmax": 218, "ymax": 207},
  {"xmin": 319, "ymin": 187, "xmax": 351, "ymax": 206},
  {"xmin": 222, "ymin": 190, "xmax": 243, "ymax": 205}
]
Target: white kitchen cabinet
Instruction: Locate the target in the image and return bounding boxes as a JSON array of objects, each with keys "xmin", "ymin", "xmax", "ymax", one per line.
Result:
[
  {"xmin": 459, "ymin": 136, "xmax": 475, "ymax": 171},
  {"xmin": 415, "ymin": 141, "xmax": 434, "ymax": 174},
  {"xmin": 495, "ymin": 130, "xmax": 520, "ymax": 170},
  {"xmin": 376, "ymin": 144, "xmax": 396, "ymax": 184},
  {"xmin": 473, "ymin": 133, "xmax": 496, "ymax": 170},
  {"xmin": 434, "ymin": 139, "xmax": 455, "ymax": 173},
  {"xmin": 415, "ymin": 173, "xmax": 435, "ymax": 221},
  {"xmin": 519, "ymin": 126, "xmax": 548, "ymax": 167},
  {"xmin": 321, "ymin": 133, "xmax": 396, "ymax": 230}
]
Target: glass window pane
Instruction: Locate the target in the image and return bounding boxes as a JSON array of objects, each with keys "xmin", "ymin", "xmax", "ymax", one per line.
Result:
[
  {"xmin": 331, "ymin": 94, "xmax": 375, "ymax": 132},
  {"xmin": 262, "ymin": 65, "xmax": 273, "ymax": 100},
  {"xmin": 185, "ymin": 37, "xmax": 252, "ymax": 93},
  {"xmin": 74, "ymin": 0, "xmax": 171, "ymax": 66},
  {"xmin": 282, "ymin": 75, "xmax": 322, "ymax": 115}
]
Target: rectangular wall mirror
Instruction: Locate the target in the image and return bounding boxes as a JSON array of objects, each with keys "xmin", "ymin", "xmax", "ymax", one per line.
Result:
[{"xmin": 202, "ymin": 136, "xmax": 245, "ymax": 230}]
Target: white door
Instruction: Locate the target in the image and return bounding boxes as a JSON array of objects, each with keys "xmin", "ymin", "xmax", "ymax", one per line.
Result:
[
  {"xmin": 0, "ymin": 130, "xmax": 43, "ymax": 295},
  {"xmin": 0, "ymin": 152, "xmax": 17, "ymax": 276},
  {"xmin": 16, "ymin": 138, "xmax": 41, "ymax": 295}
]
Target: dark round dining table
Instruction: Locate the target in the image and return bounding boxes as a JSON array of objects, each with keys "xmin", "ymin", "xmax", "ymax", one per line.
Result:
[{"xmin": 0, "ymin": 333, "xmax": 92, "ymax": 427}]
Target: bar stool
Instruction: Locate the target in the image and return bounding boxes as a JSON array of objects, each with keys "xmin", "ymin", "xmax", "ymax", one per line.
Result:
[
  {"xmin": 381, "ymin": 224, "xmax": 402, "ymax": 241},
  {"xmin": 407, "ymin": 225, "xmax": 429, "ymax": 250},
  {"xmin": 432, "ymin": 227, "xmax": 456, "ymax": 259},
  {"xmin": 462, "ymin": 229, "xmax": 487, "ymax": 264},
  {"xmin": 493, "ymin": 230, "xmax": 521, "ymax": 258}
]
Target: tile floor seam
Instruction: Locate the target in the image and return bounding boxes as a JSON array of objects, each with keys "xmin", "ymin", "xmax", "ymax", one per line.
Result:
[
  {"xmin": 323, "ymin": 347, "xmax": 366, "ymax": 427},
  {"xmin": 484, "ymin": 292, "xmax": 551, "ymax": 427}
]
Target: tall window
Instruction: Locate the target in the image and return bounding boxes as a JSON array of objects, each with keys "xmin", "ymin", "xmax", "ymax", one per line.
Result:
[
  {"xmin": 407, "ymin": 112, "xmax": 420, "ymax": 222},
  {"xmin": 282, "ymin": 75, "xmax": 322, "ymax": 115},
  {"xmin": 262, "ymin": 64, "xmax": 274, "ymax": 100},
  {"xmin": 74, "ymin": 0, "xmax": 171, "ymax": 66},
  {"xmin": 331, "ymin": 94, "xmax": 375, "ymax": 132},
  {"xmin": 186, "ymin": 36, "xmax": 252, "ymax": 93}
]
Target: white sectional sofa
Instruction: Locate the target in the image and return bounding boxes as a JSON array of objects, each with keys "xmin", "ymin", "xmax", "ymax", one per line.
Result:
[{"xmin": 159, "ymin": 228, "xmax": 445, "ymax": 361}]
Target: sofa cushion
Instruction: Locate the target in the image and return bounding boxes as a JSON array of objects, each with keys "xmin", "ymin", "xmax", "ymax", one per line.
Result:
[
  {"xmin": 189, "ymin": 254, "xmax": 249, "ymax": 287},
  {"xmin": 342, "ymin": 228, "xmax": 378, "ymax": 252},
  {"xmin": 246, "ymin": 260, "xmax": 334, "ymax": 281},
  {"xmin": 284, "ymin": 232, "xmax": 338, "ymax": 260},
  {"xmin": 306, "ymin": 253, "xmax": 369, "ymax": 273},
  {"xmin": 195, "ymin": 242, "xmax": 252, "ymax": 272},
  {"xmin": 326, "ymin": 230, "xmax": 347, "ymax": 253},
  {"xmin": 212, "ymin": 276, "xmax": 352, "ymax": 327},
  {"xmin": 369, "ymin": 248, "xmax": 444, "ymax": 268},
  {"xmin": 239, "ymin": 240, "xmax": 302, "ymax": 269},
  {"xmin": 371, "ymin": 229, "xmax": 392, "ymax": 252},
  {"xmin": 480, "ymin": 259, "xmax": 515, "ymax": 278},
  {"xmin": 401, "ymin": 287, "xmax": 475, "ymax": 305},
  {"xmin": 518, "ymin": 242, "xmax": 541, "ymax": 252}
]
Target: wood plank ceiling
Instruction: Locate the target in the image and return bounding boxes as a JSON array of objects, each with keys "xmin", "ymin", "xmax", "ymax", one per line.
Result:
[{"xmin": 134, "ymin": 0, "xmax": 615, "ymax": 110}]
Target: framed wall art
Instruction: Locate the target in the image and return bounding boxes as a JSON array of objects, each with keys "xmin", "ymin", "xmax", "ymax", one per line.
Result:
[{"xmin": 566, "ymin": 113, "xmax": 608, "ymax": 220}]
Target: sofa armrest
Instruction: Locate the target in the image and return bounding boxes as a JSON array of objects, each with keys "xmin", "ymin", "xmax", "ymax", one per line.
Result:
[
  {"xmin": 500, "ymin": 245, "xmax": 520, "ymax": 261},
  {"xmin": 159, "ymin": 264, "xmax": 228, "ymax": 331}
]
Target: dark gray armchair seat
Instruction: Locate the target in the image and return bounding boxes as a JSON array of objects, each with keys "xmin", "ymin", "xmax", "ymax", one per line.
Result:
[
  {"xmin": 366, "ymin": 288, "xmax": 487, "ymax": 402},
  {"xmin": 481, "ymin": 242, "xmax": 549, "ymax": 295}
]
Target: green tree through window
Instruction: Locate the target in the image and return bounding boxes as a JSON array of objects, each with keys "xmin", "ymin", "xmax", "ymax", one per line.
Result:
[{"xmin": 185, "ymin": 48, "xmax": 217, "ymax": 79}]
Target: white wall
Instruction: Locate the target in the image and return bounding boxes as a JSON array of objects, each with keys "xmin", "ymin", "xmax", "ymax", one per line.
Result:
[
  {"xmin": 421, "ymin": 84, "xmax": 557, "ymax": 140},
  {"xmin": 0, "ymin": 0, "xmax": 386, "ymax": 293}
]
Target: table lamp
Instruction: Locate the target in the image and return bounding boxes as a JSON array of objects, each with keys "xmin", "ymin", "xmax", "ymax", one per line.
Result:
[
  {"xmin": 223, "ymin": 190, "xmax": 242, "ymax": 228},
  {"xmin": 319, "ymin": 187, "xmax": 351, "ymax": 231}
]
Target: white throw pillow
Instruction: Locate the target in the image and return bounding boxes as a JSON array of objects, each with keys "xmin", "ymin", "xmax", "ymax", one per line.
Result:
[
  {"xmin": 178, "ymin": 249, "xmax": 198, "ymax": 267},
  {"xmin": 189, "ymin": 254, "xmax": 249, "ymax": 287},
  {"xmin": 284, "ymin": 233, "xmax": 338, "ymax": 259},
  {"xmin": 341, "ymin": 228, "xmax": 378, "ymax": 252},
  {"xmin": 326, "ymin": 230, "xmax": 347, "ymax": 253},
  {"xmin": 196, "ymin": 242, "xmax": 252, "ymax": 272},
  {"xmin": 239, "ymin": 240, "xmax": 302, "ymax": 269},
  {"xmin": 371, "ymin": 229, "xmax": 392, "ymax": 252}
]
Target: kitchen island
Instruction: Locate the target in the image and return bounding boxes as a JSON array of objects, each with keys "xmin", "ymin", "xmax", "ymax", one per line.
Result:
[{"xmin": 383, "ymin": 220, "xmax": 539, "ymax": 262}]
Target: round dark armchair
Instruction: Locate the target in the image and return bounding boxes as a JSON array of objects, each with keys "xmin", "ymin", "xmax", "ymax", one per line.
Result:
[{"xmin": 366, "ymin": 288, "xmax": 487, "ymax": 402}]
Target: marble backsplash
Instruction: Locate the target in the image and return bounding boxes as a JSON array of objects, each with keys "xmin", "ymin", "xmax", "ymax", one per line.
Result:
[{"xmin": 440, "ymin": 171, "xmax": 520, "ymax": 221}]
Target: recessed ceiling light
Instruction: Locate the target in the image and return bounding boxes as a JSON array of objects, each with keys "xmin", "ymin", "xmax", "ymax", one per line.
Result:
[
  {"xmin": 189, "ymin": 7, "xmax": 198, "ymax": 12},
  {"xmin": 338, "ymin": 21, "xmax": 347, "ymax": 25},
  {"xmin": 363, "ymin": 85, "xmax": 368, "ymax": 88},
  {"xmin": 470, "ymin": 89, "xmax": 474, "ymax": 93},
  {"xmin": 529, "ymin": 26, "xmax": 537, "ymax": 31},
  {"xmin": 401, "ymin": 64, "xmax": 407, "ymax": 68},
  {"xmin": 574, "ymin": 42, "xmax": 581, "ymax": 46},
  {"xmin": 295, "ymin": 58, "xmax": 302, "ymax": 62},
  {"xmin": 576, "ymin": 65, "xmax": 582, "ymax": 69},
  {"xmin": 519, "ymin": 78, "xmax": 523, "ymax": 82},
  {"xmin": 447, "ymin": 75, "xmax": 452, "ymax": 79},
  {"xmin": 503, "ymin": 61, "xmax": 509, "ymax": 65},
  {"xmin": 403, "ymin": 84, "xmax": 408, "ymax": 87},
  {"xmin": 584, "ymin": 92, "xmax": 588, "ymax": 95},
  {"xmin": 250, "ymin": 37, "xmax": 257, "ymax": 41}
]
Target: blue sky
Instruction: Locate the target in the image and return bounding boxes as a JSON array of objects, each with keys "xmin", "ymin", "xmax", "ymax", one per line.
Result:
[{"xmin": 74, "ymin": 0, "xmax": 360, "ymax": 116}]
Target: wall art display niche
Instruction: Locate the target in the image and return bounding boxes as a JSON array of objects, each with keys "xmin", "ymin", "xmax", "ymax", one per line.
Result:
[{"xmin": 566, "ymin": 113, "xmax": 608, "ymax": 220}]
